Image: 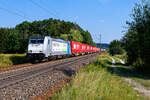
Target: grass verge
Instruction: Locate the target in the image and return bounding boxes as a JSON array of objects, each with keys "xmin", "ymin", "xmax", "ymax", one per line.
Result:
[
  {"xmin": 113, "ymin": 57, "xmax": 150, "ymax": 91},
  {"xmin": 0, "ymin": 54, "xmax": 28, "ymax": 67},
  {"xmin": 52, "ymin": 54, "xmax": 147, "ymax": 100}
]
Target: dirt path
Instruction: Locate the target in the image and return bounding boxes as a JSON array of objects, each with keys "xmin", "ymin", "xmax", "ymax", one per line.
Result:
[
  {"xmin": 125, "ymin": 78, "xmax": 150, "ymax": 98},
  {"xmin": 114, "ymin": 57, "xmax": 125, "ymax": 64},
  {"xmin": 110, "ymin": 57, "xmax": 150, "ymax": 99},
  {"xmin": 109, "ymin": 57, "xmax": 115, "ymax": 65}
]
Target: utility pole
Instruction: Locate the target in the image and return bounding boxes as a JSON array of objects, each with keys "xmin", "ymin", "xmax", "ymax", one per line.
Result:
[{"xmin": 100, "ymin": 34, "xmax": 101, "ymax": 48}]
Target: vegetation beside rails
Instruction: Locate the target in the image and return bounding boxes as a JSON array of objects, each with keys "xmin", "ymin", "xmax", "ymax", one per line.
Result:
[
  {"xmin": 114, "ymin": 54, "xmax": 127, "ymax": 62},
  {"xmin": 134, "ymin": 78, "xmax": 150, "ymax": 90},
  {"xmin": 52, "ymin": 54, "xmax": 147, "ymax": 100},
  {"xmin": 0, "ymin": 54, "xmax": 28, "ymax": 67},
  {"xmin": 109, "ymin": 1, "xmax": 150, "ymax": 74},
  {"xmin": 113, "ymin": 55, "xmax": 150, "ymax": 92}
]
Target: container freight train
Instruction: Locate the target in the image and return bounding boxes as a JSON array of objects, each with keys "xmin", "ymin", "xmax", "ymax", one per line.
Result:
[{"xmin": 27, "ymin": 36, "xmax": 100, "ymax": 61}]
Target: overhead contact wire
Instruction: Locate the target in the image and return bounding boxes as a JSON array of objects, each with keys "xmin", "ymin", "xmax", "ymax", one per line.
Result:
[
  {"xmin": 0, "ymin": 6, "xmax": 32, "ymax": 21},
  {"xmin": 29, "ymin": 0, "xmax": 59, "ymax": 19}
]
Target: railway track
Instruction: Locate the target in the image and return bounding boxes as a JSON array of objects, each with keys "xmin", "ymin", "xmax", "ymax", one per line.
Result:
[
  {"xmin": 0, "ymin": 53, "xmax": 97, "ymax": 100},
  {"xmin": 0, "ymin": 54, "xmax": 86, "ymax": 78},
  {"xmin": 0, "ymin": 56, "xmax": 75, "ymax": 73},
  {"xmin": 0, "ymin": 54, "xmax": 96, "ymax": 89}
]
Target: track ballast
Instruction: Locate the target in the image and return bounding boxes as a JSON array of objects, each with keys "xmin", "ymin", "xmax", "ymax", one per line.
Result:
[{"xmin": 0, "ymin": 53, "xmax": 98, "ymax": 100}]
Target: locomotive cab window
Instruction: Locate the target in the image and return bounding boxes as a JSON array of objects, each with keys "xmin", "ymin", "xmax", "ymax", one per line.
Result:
[
  {"xmin": 30, "ymin": 40, "xmax": 36, "ymax": 44},
  {"xmin": 37, "ymin": 40, "xmax": 44, "ymax": 44},
  {"xmin": 30, "ymin": 39, "xmax": 44, "ymax": 44},
  {"xmin": 29, "ymin": 37, "xmax": 45, "ymax": 44}
]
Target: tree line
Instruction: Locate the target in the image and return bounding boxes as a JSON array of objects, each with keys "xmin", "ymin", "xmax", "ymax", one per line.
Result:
[
  {"xmin": 122, "ymin": 0, "xmax": 150, "ymax": 73},
  {"xmin": 0, "ymin": 18, "xmax": 96, "ymax": 53},
  {"xmin": 109, "ymin": 0, "xmax": 150, "ymax": 74},
  {"xmin": 109, "ymin": 40, "xmax": 124, "ymax": 56}
]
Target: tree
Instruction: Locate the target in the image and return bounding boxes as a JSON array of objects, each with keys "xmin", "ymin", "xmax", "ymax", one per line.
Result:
[
  {"xmin": 81, "ymin": 31, "xmax": 96, "ymax": 46},
  {"xmin": 0, "ymin": 28, "xmax": 10, "ymax": 53},
  {"xmin": 5, "ymin": 32, "xmax": 22, "ymax": 53},
  {"xmin": 109, "ymin": 40, "xmax": 124, "ymax": 56},
  {"xmin": 122, "ymin": 0, "xmax": 150, "ymax": 73},
  {"xmin": 69, "ymin": 29, "xmax": 83, "ymax": 42},
  {"xmin": 0, "ymin": 18, "xmax": 96, "ymax": 53}
]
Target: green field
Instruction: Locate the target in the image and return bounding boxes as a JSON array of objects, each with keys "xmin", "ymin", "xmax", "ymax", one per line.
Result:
[
  {"xmin": 52, "ymin": 54, "xmax": 148, "ymax": 100},
  {"xmin": 0, "ymin": 54, "xmax": 28, "ymax": 68}
]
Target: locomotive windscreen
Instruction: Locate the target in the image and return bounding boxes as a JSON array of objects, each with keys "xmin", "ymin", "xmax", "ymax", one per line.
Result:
[{"xmin": 29, "ymin": 37, "xmax": 44, "ymax": 44}]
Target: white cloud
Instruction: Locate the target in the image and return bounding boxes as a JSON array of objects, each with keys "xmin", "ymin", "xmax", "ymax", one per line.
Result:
[{"xmin": 99, "ymin": 19, "xmax": 105, "ymax": 23}]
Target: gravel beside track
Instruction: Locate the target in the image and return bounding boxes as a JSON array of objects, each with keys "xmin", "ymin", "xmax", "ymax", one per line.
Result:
[{"xmin": 0, "ymin": 54, "xmax": 97, "ymax": 100}]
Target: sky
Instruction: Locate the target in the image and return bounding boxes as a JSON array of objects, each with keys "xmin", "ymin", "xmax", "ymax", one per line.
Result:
[{"xmin": 0, "ymin": 0, "xmax": 141, "ymax": 43}]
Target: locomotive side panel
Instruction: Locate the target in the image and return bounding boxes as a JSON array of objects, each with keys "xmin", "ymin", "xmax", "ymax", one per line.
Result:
[{"xmin": 51, "ymin": 38, "xmax": 68, "ymax": 56}]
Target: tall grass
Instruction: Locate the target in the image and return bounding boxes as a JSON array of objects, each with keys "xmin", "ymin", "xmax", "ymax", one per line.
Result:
[
  {"xmin": 114, "ymin": 54, "xmax": 127, "ymax": 63},
  {"xmin": 52, "ymin": 55, "xmax": 147, "ymax": 100},
  {"xmin": 0, "ymin": 54, "xmax": 28, "ymax": 67},
  {"xmin": 113, "ymin": 56, "xmax": 150, "ymax": 92},
  {"xmin": 0, "ymin": 55, "xmax": 13, "ymax": 67}
]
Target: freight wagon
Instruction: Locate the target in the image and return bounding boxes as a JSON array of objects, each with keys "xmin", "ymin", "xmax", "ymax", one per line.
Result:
[
  {"xmin": 27, "ymin": 36, "xmax": 100, "ymax": 61},
  {"xmin": 70, "ymin": 41, "xmax": 100, "ymax": 55}
]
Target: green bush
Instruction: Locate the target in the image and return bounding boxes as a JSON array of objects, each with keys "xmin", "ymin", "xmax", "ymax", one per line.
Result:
[
  {"xmin": 109, "ymin": 40, "xmax": 124, "ymax": 56},
  {"xmin": 0, "ymin": 55, "xmax": 13, "ymax": 67},
  {"xmin": 0, "ymin": 54, "xmax": 28, "ymax": 67}
]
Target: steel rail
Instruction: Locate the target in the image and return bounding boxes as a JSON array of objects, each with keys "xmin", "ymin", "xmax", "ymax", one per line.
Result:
[{"xmin": 0, "ymin": 54, "xmax": 96, "ymax": 89}]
